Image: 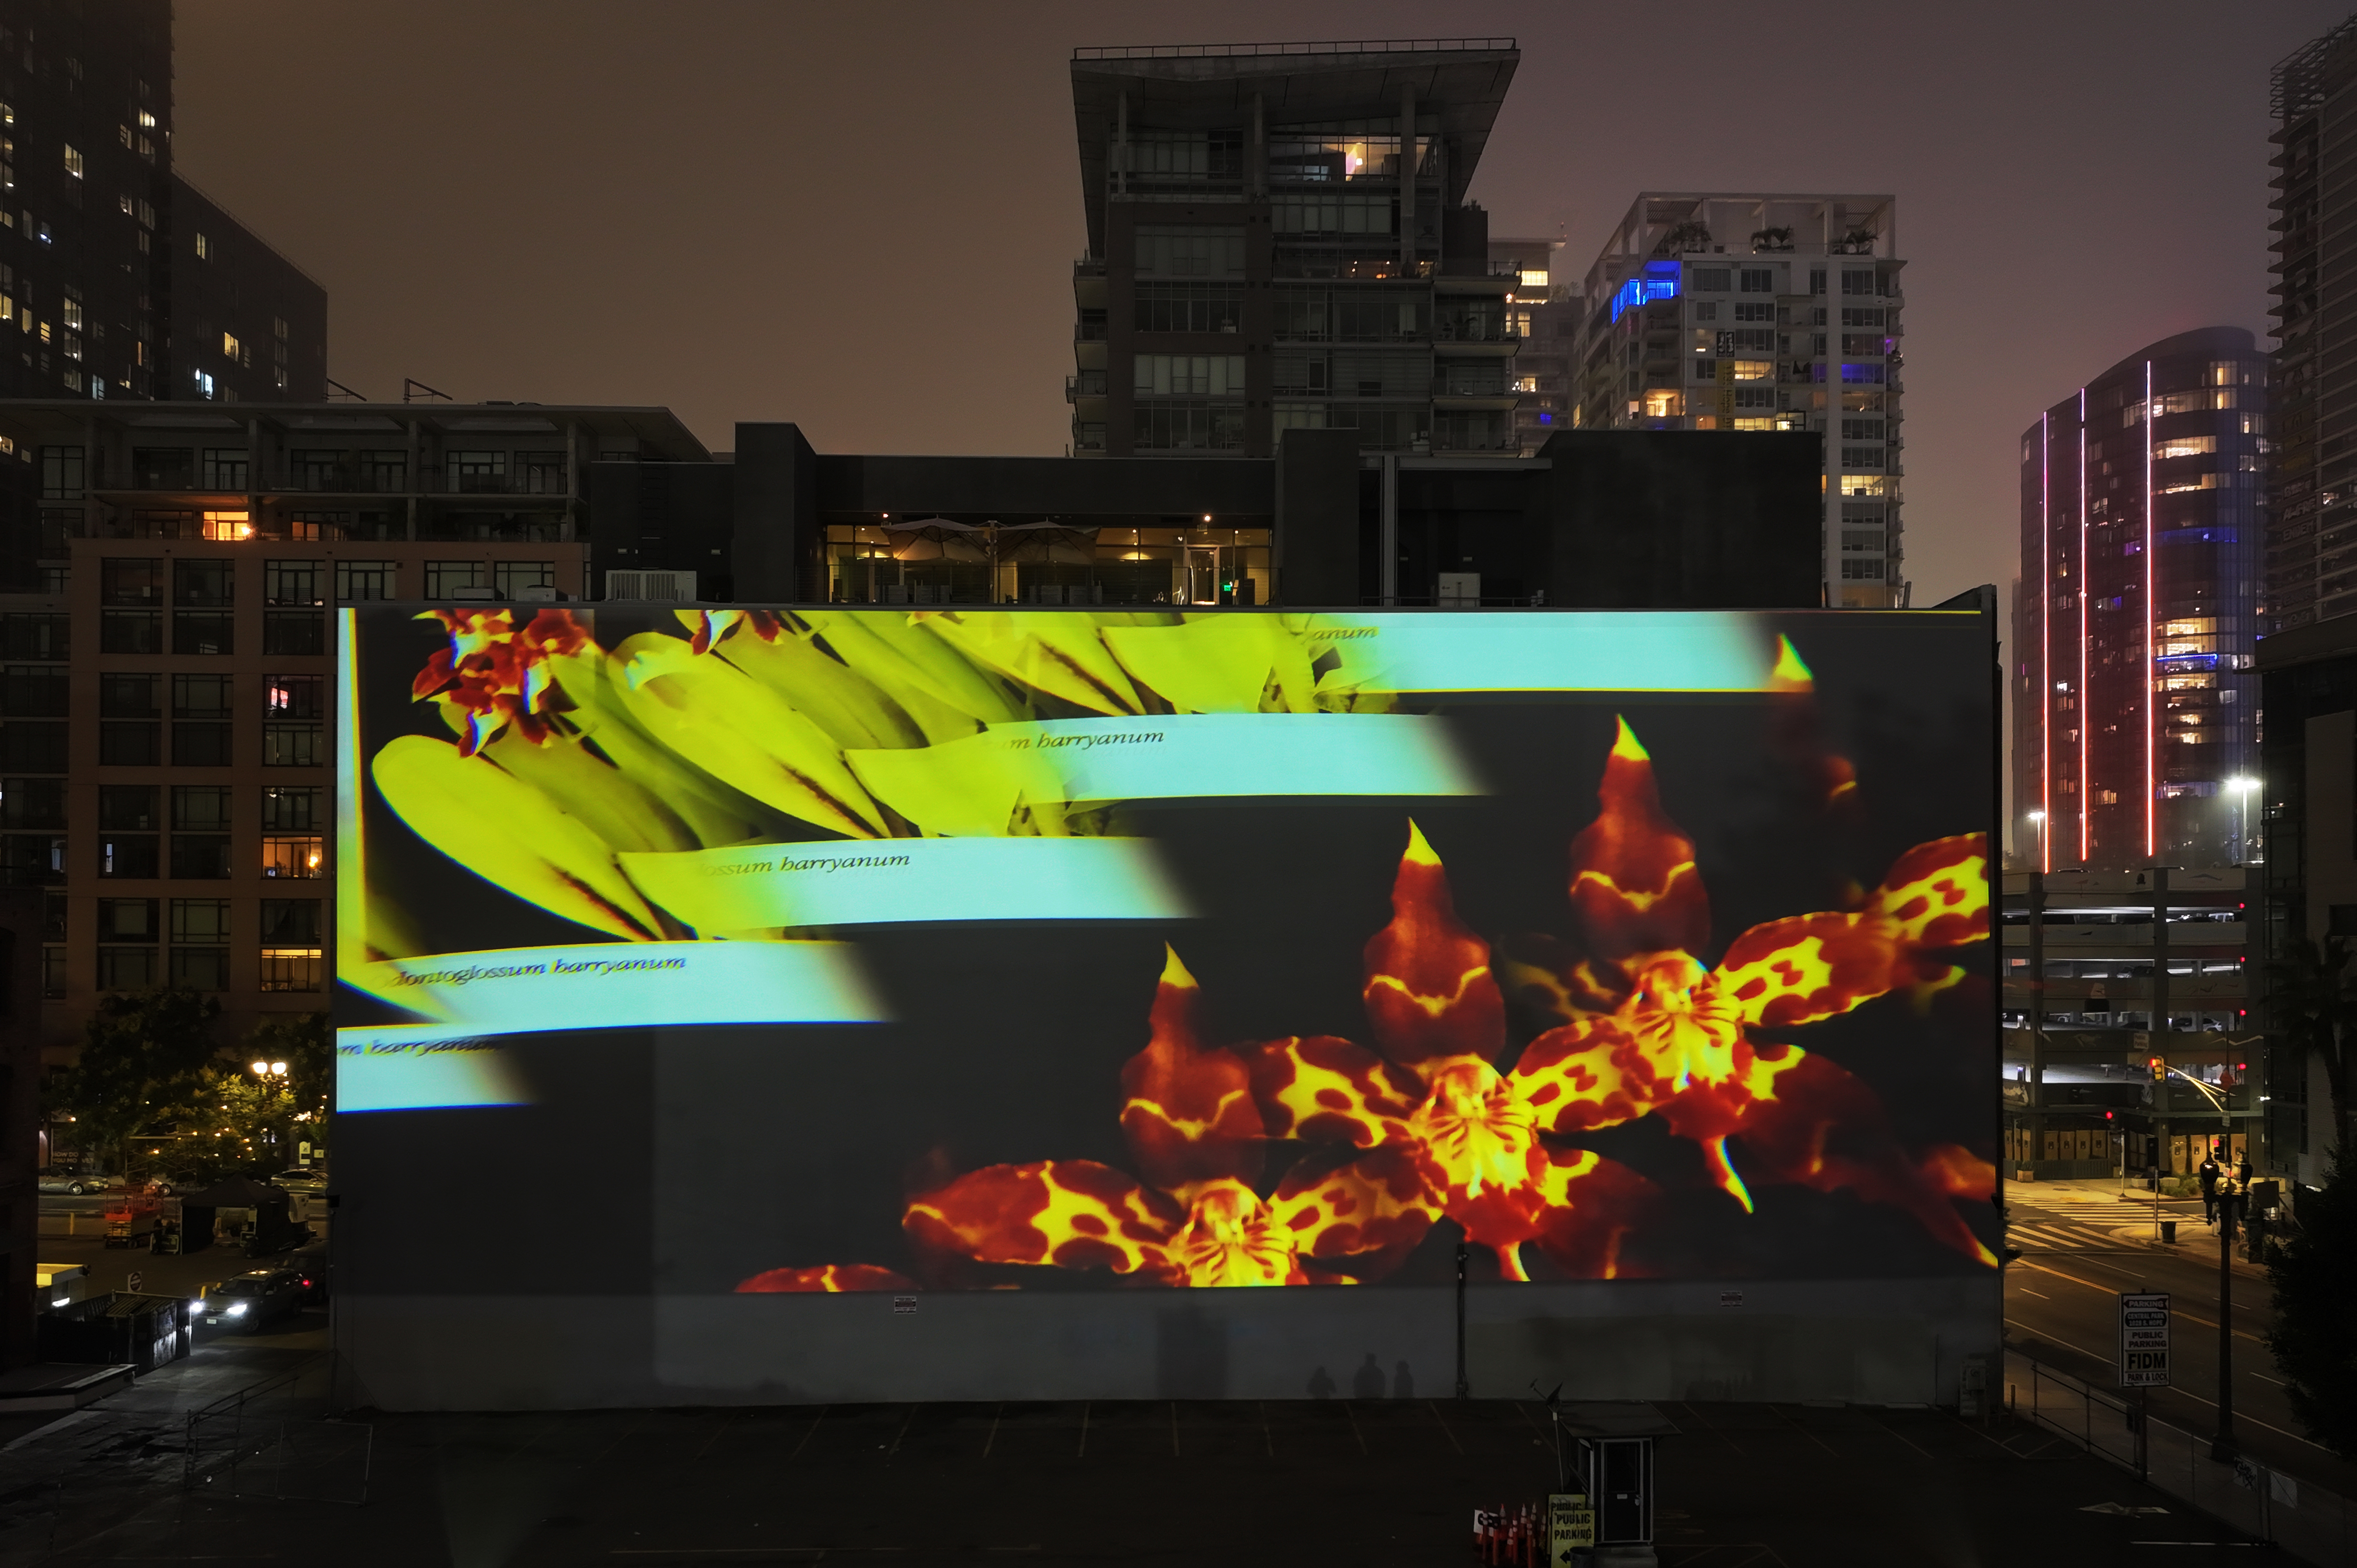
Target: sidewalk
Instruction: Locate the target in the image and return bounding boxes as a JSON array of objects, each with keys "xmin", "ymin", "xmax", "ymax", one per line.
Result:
[{"xmin": 2016, "ymin": 1176, "xmax": 2273, "ymax": 1282}]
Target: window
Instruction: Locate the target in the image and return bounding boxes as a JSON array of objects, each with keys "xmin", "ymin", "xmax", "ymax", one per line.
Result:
[
  {"xmin": 266, "ymin": 674, "xmax": 323, "ymax": 721},
  {"xmin": 262, "ymin": 837, "xmax": 324, "ymax": 878},
  {"xmin": 259, "ymin": 948, "xmax": 323, "ymax": 992},
  {"xmin": 263, "ymin": 611, "xmax": 324, "ymax": 655},
  {"xmin": 169, "ymin": 833, "xmax": 230, "ymax": 879},
  {"xmin": 493, "ymin": 561, "xmax": 555, "ymax": 598},
  {"xmin": 424, "ymin": 561, "xmax": 485, "ymax": 597},
  {"xmin": 5, "ymin": 664, "xmax": 67, "ymax": 717},
  {"xmin": 102, "ymin": 558, "xmax": 162, "ymax": 605},
  {"xmin": 263, "ymin": 560, "xmax": 324, "ymax": 605},
  {"xmin": 97, "ymin": 947, "xmax": 157, "ymax": 989},
  {"xmin": 99, "ymin": 720, "xmax": 159, "ymax": 766},
  {"xmin": 1134, "ymin": 284, "xmax": 1244, "ymax": 335},
  {"xmin": 0, "ymin": 835, "xmax": 63, "ymax": 885},
  {"xmin": 1730, "ymin": 360, "xmax": 1773, "ymax": 382},
  {"xmin": 1840, "ymin": 308, "xmax": 1885, "ymax": 328},
  {"xmin": 100, "ymin": 786, "xmax": 158, "ymax": 830},
  {"xmin": 171, "ymin": 673, "xmax": 233, "ymax": 766},
  {"xmin": 1841, "ymin": 334, "xmax": 1885, "ymax": 358},
  {"xmin": 2156, "ymin": 436, "xmax": 2217, "ymax": 459},
  {"xmin": 260, "ymin": 786, "xmax": 323, "ymax": 831},
  {"xmin": 97, "ymin": 899, "xmax": 157, "ymax": 941},
  {"xmin": 1133, "ymin": 355, "xmax": 1246, "ymax": 397},
  {"xmin": 195, "ymin": 231, "xmax": 209, "ymax": 260},
  {"xmin": 222, "ymin": 331, "xmax": 240, "ymax": 360},
  {"xmin": 1840, "ymin": 363, "xmax": 1886, "ymax": 385},
  {"xmin": 172, "ymin": 785, "xmax": 231, "ymax": 832},
  {"xmin": 1841, "ymin": 419, "xmax": 1885, "ymax": 440},
  {"xmin": 173, "ymin": 559, "xmax": 233, "ymax": 606},
  {"xmin": 1841, "ymin": 446, "xmax": 1885, "ymax": 469},
  {"xmin": 201, "ymin": 449, "xmax": 247, "ymax": 489},
  {"xmin": 1690, "ymin": 268, "xmax": 1730, "ymax": 293},
  {"xmin": 520, "ymin": 452, "xmax": 567, "ymax": 495},
  {"xmin": 0, "ymin": 722, "xmax": 65, "ymax": 772},
  {"xmin": 62, "ymin": 145, "xmax": 81, "ymax": 178},
  {"xmin": 1840, "ymin": 559, "xmax": 1886, "ymax": 579},
  {"xmin": 366, "ymin": 452, "xmax": 408, "ymax": 492},
  {"xmin": 1737, "ymin": 268, "xmax": 1774, "ymax": 293},
  {"xmin": 1841, "ymin": 269, "xmax": 1874, "ymax": 296},
  {"xmin": 291, "ymin": 450, "xmax": 346, "ymax": 491},
  {"xmin": 336, "ymin": 560, "xmax": 396, "ymax": 600},
  {"xmin": 0, "ymin": 778, "xmax": 64, "ymax": 828},
  {"xmin": 99, "ymin": 832, "xmax": 158, "ymax": 878},
  {"xmin": 1841, "ymin": 530, "xmax": 1885, "ymax": 552},
  {"xmin": 173, "ymin": 899, "xmax": 231, "ymax": 942},
  {"xmin": 260, "ymin": 898, "xmax": 320, "ymax": 944},
  {"xmin": 1133, "ymin": 402, "xmax": 1246, "ymax": 451},
  {"xmin": 0, "ymin": 613, "xmax": 67, "ymax": 658},
  {"xmin": 1134, "ymin": 226, "xmax": 1245, "ymax": 276},
  {"xmin": 262, "ymin": 721, "xmax": 322, "ymax": 766},
  {"xmin": 446, "ymin": 451, "xmax": 507, "ymax": 492},
  {"xmin": 172, "ymin": 611, "xmax": 233, "ymax": 655},
  {"xmin": 1732, "ymin": 302, "xmax": 1774, "ymax": 323},
  {"xmin": 170, "ymin": 946, "xmax": 228, "ymax": 991}
]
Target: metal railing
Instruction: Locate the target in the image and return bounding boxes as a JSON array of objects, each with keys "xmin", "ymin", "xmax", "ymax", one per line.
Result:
[
  {"xmin": 1075, "ymin": 39, "xmax": 1514, "ymax": 60},
  {"xmin": 181, "ymin": 1352, "xmax": 370, "ymax": 1506},
  {"xmin": 2007, "ymin": 1347, "xmax": 2354, "ymax": 1564}
]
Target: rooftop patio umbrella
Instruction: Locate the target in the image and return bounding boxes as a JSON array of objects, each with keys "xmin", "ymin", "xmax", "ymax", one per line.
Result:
[
  {"xmin": 993, "ymin": 522, "xmax": 1101, "ymax": 565},
  {"xmin": 885, "ymin": 518, "xmax": 990, "ymax": 564}
]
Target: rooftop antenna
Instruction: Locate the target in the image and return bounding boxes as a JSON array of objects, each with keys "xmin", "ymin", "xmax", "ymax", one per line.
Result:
[
  {"xmin": 403, "ymin": 378, "xmax": 452, "ymax": 404},
  {"xmin": 324, "ymin": 378, "xmax": 368, "ymax": 402}
]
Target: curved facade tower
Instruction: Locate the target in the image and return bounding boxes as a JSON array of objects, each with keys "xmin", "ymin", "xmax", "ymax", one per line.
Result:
[{"xmin": 2013, "ymin": 326, "xmax": 2266, "ymax": 871}]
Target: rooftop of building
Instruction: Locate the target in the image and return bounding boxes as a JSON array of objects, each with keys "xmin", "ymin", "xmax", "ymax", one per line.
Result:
[
  {"xmin": 1069, "ymin": 37, "xmax": 1519, "ymax": 253},
  {"xmin": 0, "ymin": 400, "xmax": 711, "ymax": 461},
  {"xmin": 1577, "ymin": 192, "xmax": 1899, "ymax": 301}
]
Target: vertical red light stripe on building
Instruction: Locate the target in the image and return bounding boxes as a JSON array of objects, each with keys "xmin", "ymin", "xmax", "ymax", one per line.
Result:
[
  {"xmin": 2144, "ymin": 360, "xmax": 2156, "ymax": 861},
  {"xmin": 2040, "ymin": 413, "xmax": 2051, "ymax": 872},
  {"xmin": 2078, "ymin": 390, "xmax": 2089, "ymax": 866}
]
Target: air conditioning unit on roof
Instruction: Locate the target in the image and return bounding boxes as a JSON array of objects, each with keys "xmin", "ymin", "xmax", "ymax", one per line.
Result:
[{"xmin": 605, "ymin": 570, "xmax": 696, "ymax": 602}]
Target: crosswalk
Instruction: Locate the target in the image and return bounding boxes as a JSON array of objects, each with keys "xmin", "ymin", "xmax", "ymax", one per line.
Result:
[{"xmin": 2005, "ymin": 1214, "xmax": 2135, "ymax": 1251}]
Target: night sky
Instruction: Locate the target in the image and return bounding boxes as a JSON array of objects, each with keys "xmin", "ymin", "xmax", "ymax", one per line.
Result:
[{"xmin": 173, "ymin": 0, "xmax": 2346, "ymax": 611}]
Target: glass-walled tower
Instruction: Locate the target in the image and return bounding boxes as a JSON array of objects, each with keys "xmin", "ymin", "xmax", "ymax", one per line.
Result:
[
  {"xmin": 2014, "ymin": 326, "xmax": 2266, "ymax": 871},
  {"xmin": 1067, "ymin": 40, "xmax": 1523, "ymax": 460}
]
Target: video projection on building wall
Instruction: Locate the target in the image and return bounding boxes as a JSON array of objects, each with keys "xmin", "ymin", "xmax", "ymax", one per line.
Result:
[{"xmin": 336, "ymin": 605, "xmax": 1998, "ymax": 1294}]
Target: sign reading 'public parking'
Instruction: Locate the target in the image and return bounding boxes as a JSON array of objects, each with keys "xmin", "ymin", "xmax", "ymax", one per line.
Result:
[{"xmin": 2119, "ymin": 1291, "xmax": 2171, "ymax": 1388}]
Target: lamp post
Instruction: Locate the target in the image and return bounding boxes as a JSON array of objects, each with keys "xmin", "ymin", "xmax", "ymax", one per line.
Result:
[
  {"xmin": 2226, "ymin": 776, "xmax": 2258, "ymax": 864},
  {"xmin": 250, "ymin": 1059, "xmax": 288, "ymax": 1165},
  {"xmin": 2027, "ymin": 809, "xmax": 2048, "ymax": 870}
]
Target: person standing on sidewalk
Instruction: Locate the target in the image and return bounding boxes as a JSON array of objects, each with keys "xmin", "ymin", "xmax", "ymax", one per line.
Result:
[{"xmin": 2198, "ymin": 1151, "xmax": 2223, "ymax": 1223}]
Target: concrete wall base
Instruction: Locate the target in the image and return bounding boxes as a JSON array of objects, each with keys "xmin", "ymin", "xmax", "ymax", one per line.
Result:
[{"xmin": 336, "ymin": 1274, "xmax": 1999, "ymax": 1413}]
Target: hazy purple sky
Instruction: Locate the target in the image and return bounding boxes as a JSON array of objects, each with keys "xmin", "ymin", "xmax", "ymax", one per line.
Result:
[{"xmin": 175, "ymin": 0, "xmax": 2347, "ymax": 609}]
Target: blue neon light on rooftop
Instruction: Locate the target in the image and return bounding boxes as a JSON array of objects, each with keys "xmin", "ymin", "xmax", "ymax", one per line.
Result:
[{"xmin": 1610, "ymin": 261, "xmax": 1681, "ymax": 323}]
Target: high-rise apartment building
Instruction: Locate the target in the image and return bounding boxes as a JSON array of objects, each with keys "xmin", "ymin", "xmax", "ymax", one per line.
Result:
[
  {"xmin": 2013, "ymin": 327, "xmax": 2266, "ymax": 872},
  {"xmin": 2267, "ymin": 15, "xmax": 2357, "ymax": 631},
  {"xmin": 1489, "ymin": 235, "xmax": 1573, "ymax": 454},
  {"xmin": 0, "ymin": 398, "xmax": 706, "ymax": 1055},
  {"xmin": 1571, "ymin": 193, "xmax": 1904, "ymax": 607},
  {"xmin": 1066, "ymin": 39, "xmax": 1524, "ymax": 461},
  {"xmin": 0, "ymin": 0, "xmax": 325, "ymax": 409}
]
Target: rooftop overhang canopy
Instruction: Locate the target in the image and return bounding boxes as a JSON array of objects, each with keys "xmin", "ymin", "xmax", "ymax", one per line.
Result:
[{"xmin": 1071, "ymin": 40, "xmax": 1519, "ymax": 256}]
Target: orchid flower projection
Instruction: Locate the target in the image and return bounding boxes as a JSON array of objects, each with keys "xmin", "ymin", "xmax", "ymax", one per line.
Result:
[{"xmin": 738, "ymin": 701, "xmax": 1994, "ymax": 1293}]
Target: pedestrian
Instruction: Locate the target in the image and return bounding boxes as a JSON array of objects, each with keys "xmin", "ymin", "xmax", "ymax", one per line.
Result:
[
  {"xmin": 2235, "ymin": 1151, "xmax": 2253, "ymax": 1186},
  {"xmin": 2198, "ymin": 1151, "xmax": 2222, "ymax": 1223}
]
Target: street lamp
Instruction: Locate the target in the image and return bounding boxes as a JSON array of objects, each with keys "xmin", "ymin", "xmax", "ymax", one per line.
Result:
[
  {"xmin": 2027, "ymin": 809, "xmax": 2047, "ymax": 868},
  {"xmin": 2226, "ymin": 776, "xmax": 2258, "ymax": 864},
  {"xmin": 250, "ymin": 1061, "xmax": 289, "ymax": 1161}
]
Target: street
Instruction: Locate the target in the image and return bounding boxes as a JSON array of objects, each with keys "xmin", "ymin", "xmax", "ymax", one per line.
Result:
[{"xmin": 2001, "ymin": 1179, "xmax": 2357, "ymax": 1501}]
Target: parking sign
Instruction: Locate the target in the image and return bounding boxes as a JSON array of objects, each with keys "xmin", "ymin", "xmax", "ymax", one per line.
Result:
[{"xmin": 2119, "ymin": 1292, "xmax": 2170, "ymax": 1388}]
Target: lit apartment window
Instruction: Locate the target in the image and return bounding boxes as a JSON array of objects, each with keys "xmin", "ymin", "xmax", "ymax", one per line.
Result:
[
  {"xmin": 259, "ymin": 948, "xmax": 322, "ymax": 992},
  {"xmin": 261, "ymin": 836, "xmax": 324, "ymax": 878},
  {"xmin": 201, "ymin": 511, "xmax": 250, "ymax": 540},
  {"xmin": 222, "ymin": 332, "xmax": 239, "ymax": 359},
  {"xmin": 61, "ymin": 145, "xmax": 81, "ymax": 178},
  {"xmin": 195, "ymin": 232, "xmax": 209, "ymax": 260}
]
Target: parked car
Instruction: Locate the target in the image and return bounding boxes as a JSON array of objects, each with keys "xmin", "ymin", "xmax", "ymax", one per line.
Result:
[
  {"xmin": 201, "ymin": 1269, "xmax": 304, "ymax": 1332},
  {"xmin": 37, "ymin": 1169, "xmax": 102, "ymax": 1196},
  {"xmin": 270, "ymin": 1169, "xmax": 327, "ymax": 1195}
]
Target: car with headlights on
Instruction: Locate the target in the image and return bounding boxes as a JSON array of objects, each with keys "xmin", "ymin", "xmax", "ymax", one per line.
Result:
[{"xmin": 201, "ymin": 1268, "xmax": 303, "ymax": 1332}]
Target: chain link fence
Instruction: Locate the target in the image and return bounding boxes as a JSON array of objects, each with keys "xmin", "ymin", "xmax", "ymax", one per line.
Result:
[{"xmin": 2006, "ymin": 1347, "xmax": 2354, "ymax": 1565}]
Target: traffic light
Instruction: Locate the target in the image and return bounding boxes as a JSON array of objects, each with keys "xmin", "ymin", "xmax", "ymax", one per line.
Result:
[{"xmin": 2147, "ymin": 1056, "xmax": 2168, "ymax": 1082}]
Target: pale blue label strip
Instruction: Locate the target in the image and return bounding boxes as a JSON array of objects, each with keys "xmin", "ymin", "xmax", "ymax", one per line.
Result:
[
  {"xmin": 1301, "ymin": 612, "xmax": 1776, "ymax": 692},
  {"xmin": 618, "ymin": 835, "xmax": 1190, "ymax": 931},
  {"xmin": 337, "ymin": 1026, "xmax": 530, "ymax": 1113},
  {"xmin": 353, "ymin": 939, "xmax": 888, "ymax": 1031}
]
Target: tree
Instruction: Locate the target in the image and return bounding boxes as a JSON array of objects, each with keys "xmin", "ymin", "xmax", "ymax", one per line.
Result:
[
  {"xmin": 54, "ymin": 987, "xmax": 222, "ymax": 1174},
  {"xmin": 2264, "ymin": 934, "xmax": 2354, "ymax": 1158},
  {"xmin": 2268, "ymin": 1145, "xmax": 2357, "ymax": 1459},
  {"xmin": 234, "ymin": 1011, "xmax": 332, "ymax": 1167}
]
